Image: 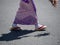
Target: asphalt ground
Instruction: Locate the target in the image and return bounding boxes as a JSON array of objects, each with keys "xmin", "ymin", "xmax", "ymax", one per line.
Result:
[{"xmin": 0, "ymin": 0, "xmax": 60, "ymax": 45}]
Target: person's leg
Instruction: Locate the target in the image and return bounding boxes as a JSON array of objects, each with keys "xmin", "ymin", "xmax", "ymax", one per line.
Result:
[
  {"xmin": 10, "ymin": 23, "xmax": 21, "ymax": 30},
  {"xmin": 12, "ymin": 24, "xmax": 18, "ymax": 27},
  {"xmin": 35, "ymin": 23, "xmax": 41, "ymax": 29},
  {"xmin": 35, "ymin": 21, "xmax": 41, "ymax": 29},
  {"xmin": 35, "ymin": 21, "xmax": 47, "ymax": 30}
]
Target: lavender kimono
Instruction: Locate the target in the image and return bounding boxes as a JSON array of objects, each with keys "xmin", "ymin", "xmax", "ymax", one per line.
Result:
[{"xmin": 13, "ymin": 0, "xmax": 37, "ymax": 25}]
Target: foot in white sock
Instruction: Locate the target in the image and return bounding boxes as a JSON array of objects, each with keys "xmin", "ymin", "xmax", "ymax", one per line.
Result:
[{"xmin": 35, "ymin": 24, "xmax": 47, "ymax": 31}]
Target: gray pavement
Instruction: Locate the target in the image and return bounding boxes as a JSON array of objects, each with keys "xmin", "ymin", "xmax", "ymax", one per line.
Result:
[{"xmin": 0, "ymin": 0, "xmax": 60, "ymax": 45}]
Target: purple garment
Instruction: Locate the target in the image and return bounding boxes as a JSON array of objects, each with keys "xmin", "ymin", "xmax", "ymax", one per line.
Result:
[{"xmin": 13, "ymin": 0, "xmax": 37, "ymax": 25}]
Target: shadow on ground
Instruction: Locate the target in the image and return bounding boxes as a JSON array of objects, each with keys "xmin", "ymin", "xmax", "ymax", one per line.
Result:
[
  {"xmin": 0, "ymin": 30, "xmax": 50, "ymax": 41},
  {"xmin": 34, "ymin": 33, "xmax": 50, "ymax": 37}
]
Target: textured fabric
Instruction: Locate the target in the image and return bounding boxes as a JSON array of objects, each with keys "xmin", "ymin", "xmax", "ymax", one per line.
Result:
[{"xmin": 13, "ymin": 0, "xmax": 37, "ymax": 25}]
